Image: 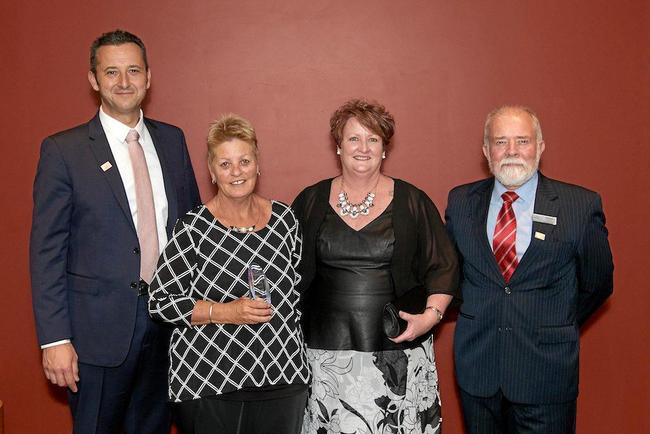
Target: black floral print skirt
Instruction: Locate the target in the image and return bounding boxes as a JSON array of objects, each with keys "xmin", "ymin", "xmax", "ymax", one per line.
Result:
[{"xmin": 302, "ymin": 336, "xmax": 441, "ymax": 433}]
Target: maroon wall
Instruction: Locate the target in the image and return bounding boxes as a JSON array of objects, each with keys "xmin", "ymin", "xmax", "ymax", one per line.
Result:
[{"xmin": 1, "ymin": 1, "xmax": 648, "ymax": 432}]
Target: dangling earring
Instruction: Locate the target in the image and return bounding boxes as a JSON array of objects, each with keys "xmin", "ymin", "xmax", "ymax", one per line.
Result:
[
  {"xmin": 336, "ymin": 147, "xmax": 341, "ymax": 155},
  {"xmin": 257, "ymin": 170, "xmax": 261, "ymax": 176},
  {"xmin": 382, "ymin": 151, "xmax": 386, "ymax": 159},
  {"xmin": 211, "ymin": 179, "xmax": 216, "ymax": 184}
]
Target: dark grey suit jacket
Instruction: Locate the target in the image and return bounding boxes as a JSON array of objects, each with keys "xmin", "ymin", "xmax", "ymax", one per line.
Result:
[
  {"xmin": 30, "ymin": 113, "xmax": 200, "ymax": 366},
  {"xmin": 445, "ymin": 173, "xmax": 613, "ymax": 403}
]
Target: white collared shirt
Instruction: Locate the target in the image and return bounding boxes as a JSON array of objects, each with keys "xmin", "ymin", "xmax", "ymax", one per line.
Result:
[{"xmin": 98, "ymin": 106, "xmax": 169, "ymax": 252}]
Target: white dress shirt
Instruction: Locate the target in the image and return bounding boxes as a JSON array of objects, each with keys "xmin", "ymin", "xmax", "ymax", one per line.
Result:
[{"xmin": 98, "ymin": 106, "xmax": 169, "ymax": 252}]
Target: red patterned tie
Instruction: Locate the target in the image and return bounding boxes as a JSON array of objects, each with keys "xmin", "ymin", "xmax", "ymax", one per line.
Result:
[
  {"xmin": 126, "ymin": 129, "xmax": 159, "ymax": 284},
  {"xmin": 493, "ymin": 191, "xmax": 519, "ymax": 283}
]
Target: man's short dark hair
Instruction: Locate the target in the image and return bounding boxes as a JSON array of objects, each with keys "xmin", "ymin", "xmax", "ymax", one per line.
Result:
[{"xmin": 90, "ymin": 29, "xmax": 148, "ymax": 73}]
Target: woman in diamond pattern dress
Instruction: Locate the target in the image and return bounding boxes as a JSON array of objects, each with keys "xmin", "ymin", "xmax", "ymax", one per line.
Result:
[{"xmin": 149, "ymin": 114, "xmax": 309, "ymax": 434}]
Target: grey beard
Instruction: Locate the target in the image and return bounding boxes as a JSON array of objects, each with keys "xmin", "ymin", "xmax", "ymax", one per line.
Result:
[{"xmin": 489, "ymin": 156, "xmax": 539, "ymax": 188}]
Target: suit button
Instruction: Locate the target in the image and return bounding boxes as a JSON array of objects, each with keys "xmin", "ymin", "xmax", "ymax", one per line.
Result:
[
  {"xmin": 130, "ymin": 281, "xmax": 138, "ymax": 289},
  {"xmin": 504, "ymin": 286, "xmax": 511, "ymax": 294},
  {"xmin": 133, "ymin": 247, "xmax": 140, "ymax": 254}
]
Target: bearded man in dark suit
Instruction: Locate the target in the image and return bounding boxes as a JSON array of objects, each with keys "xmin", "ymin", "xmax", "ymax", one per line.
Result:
[{"xmin": 445, "ymin": 106, "xmax": 613, "ymax": 434}]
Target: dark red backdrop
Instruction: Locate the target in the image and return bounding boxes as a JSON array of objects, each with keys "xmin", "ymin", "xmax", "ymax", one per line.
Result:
[{"xmin": 1, "ymin": 1, "xmax": 648, "ymax": 432}]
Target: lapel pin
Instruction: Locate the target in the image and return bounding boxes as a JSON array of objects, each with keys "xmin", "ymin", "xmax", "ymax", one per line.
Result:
[
  {"xmin": 532, "ymin": 213, "xmax": 557, "ymax": 225},
  {"xmin": 100, "ymin": 161, "xmax": 112, "ymax": 172},
  {"xmin": 534, "ymin": 231, "xmax": 546, "ymax": 240}
]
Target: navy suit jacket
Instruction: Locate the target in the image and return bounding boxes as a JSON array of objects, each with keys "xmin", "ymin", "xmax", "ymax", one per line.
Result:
[
  {"xmin": 30, "ymin": 114, "xmax": 200, "ymax": 367},
  {"xmin": 445, "ymin": 173, "xmax": 613, "ymax": 404}
]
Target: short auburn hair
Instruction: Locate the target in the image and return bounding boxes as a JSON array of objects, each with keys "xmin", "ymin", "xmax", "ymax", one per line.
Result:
[{"xmin": 330, "ymin": 99, "xmax": 395, "ymax": 149}]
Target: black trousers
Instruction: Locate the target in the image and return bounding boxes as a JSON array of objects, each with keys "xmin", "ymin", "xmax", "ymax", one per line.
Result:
[
  {"xmin": 460, "ymin": 388, "xmax": 576, "ymax": 434},
  {"xmin": 67, "ymin": 297, "xmax": 171, "ymax": 434},
  {"xmin": 175, "ymin": 389, "xmax": 308, "ymax": 434}
]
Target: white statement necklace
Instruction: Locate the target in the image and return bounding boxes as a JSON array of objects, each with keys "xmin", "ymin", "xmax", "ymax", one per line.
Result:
[{"xmin": 337, "ymin": 191, "xmax": 376, "ymax": 218}]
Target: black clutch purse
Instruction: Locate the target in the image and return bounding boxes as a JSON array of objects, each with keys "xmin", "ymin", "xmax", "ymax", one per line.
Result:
[{"xmin": 382, "ymin": 286, "xmax": 427, "ymax": 338}]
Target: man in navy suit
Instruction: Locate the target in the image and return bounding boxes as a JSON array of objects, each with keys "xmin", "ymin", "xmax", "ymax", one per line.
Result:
[
  {"xmin": 30, "ymin": 30, "xmax": 200, "ymax": 433},
  {"xmin": 445, "ymin": 106, "xmax": 613, "ymax": 434}
]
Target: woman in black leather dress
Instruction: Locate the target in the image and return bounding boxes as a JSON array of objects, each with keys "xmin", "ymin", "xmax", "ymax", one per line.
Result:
[{"xmin": 293, "ymin": 99, "xmax": 459, "ymax": 433}]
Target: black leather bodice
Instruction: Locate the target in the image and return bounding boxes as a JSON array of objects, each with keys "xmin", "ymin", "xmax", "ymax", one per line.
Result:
[{"xmin": 305, "ymin": 205, "xmax": 398, "ymax": 351}]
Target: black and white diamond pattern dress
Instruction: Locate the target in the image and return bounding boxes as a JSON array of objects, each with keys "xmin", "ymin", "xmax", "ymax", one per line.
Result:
[{"xmin": 148, "ymin": 201, "xmax": 310, "ymax": 402}]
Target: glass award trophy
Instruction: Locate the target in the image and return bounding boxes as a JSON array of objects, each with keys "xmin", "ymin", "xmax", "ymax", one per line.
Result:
[{"xmin": 247, "ymin": 263, "xmax": 271, "ymax": 303}]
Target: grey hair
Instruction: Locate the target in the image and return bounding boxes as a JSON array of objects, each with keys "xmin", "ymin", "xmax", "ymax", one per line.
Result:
[{"xmin": 483, "ymin": 105, "xmax": 543, "ymax": 146}]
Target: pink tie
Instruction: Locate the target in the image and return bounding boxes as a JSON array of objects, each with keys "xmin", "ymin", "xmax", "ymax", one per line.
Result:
[
  {"xmin": 126, "ymin": 129, "xmax": 159, "ymax": 283},
  {"xmin": 493, "ymin": 191, "xmax": 519, "ymax": 283}
]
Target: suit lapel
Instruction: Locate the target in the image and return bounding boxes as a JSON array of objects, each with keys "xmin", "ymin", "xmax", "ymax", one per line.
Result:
[
  {"xmin": 511, "ymin": 173, "xmax": 559, "ymax": 281},
  {"xmin": 87, "ymin": 114, "xmax": 137, "ymax": 234},
  {"xmin": 469, "ymin": 179, "xmax": 504, "ymax": 281},
  {"xmin": 146, "ymin": 119, "xmax": 178, "ymax": 235}
]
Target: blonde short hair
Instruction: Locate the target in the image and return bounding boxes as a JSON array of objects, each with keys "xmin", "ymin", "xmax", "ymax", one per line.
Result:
[{"xmin": 207, "ymin": 114, "xmax": 258, "ymax": 161}]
